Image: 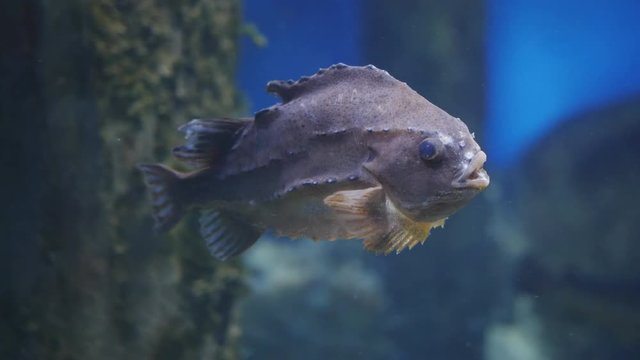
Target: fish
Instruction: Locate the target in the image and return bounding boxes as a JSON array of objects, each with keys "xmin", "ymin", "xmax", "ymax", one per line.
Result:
[{"xmin": 138, "ymin": 64, "xmax": 489, "ymax": 260}]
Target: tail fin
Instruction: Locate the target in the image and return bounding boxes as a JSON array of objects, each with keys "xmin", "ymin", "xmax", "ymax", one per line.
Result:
[
  {"xmin": 138, "ymin": 164, "xmax": 186, "ymax": 231},
  {"xmin": 173, "ymin": 118, "xmax": 251, "ymax": 169}
]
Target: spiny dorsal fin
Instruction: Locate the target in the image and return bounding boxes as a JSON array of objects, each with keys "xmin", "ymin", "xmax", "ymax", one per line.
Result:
[
  {"xmin": 199, "ymin": 209, "xmax": 261, "ymax": 261},
  {"xmin": 266, "ymin": 63, "xmax": 393, "ymax": 103},
  {"xmin": 173, "ymin": 118, "xmax": 251, "ymax": 169}
]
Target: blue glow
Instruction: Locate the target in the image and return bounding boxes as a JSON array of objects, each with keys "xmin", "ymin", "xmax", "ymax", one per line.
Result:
[
  {"xmin": 238, "ymin": 0, "xmax": 362, "ymax": 113},
  {"xmin": 487, "ymin": 0, "xmax": 640, "ymax": 166}
]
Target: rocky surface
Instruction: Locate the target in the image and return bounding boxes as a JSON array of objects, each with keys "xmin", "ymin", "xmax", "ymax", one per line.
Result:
[
  {"xmin": 1, "ymin": 1, "xmax": 246, "ymax": 359},
  {"xmin": 488, "ymin": 99, "xmax": 640, "ymax": 359}
]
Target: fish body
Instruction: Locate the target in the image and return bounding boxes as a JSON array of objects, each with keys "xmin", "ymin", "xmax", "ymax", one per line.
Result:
[{"xmin": 139, "ymin": 64, "xmax": 489, "ymax": 260}]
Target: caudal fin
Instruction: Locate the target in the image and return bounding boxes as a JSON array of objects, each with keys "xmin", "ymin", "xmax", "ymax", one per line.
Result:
[{"xmin": 138, "ymin": 163, "xmax": 186, "ymax": 231}]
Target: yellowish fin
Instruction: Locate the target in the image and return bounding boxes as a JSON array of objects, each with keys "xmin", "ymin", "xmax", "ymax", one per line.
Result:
[
  {"xmin": 365, "ymin": 199, "xmax": 446, "ymax": 255},
  {"xmin": 323, "ymin": 186, "xmax": 386, "ymax": 240},
  {"xmin": 324, "ymin": 187, "xmax": 446, "ymax": 254}
]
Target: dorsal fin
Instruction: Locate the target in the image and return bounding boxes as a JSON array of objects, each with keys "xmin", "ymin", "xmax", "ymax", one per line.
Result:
[
  {"xmin": 173, "ymin": 118, "xmax": 251, "ymax": 169},
  {"xmin": 265, "ymin": 63, "xmax": 393, "ymax": 103}
]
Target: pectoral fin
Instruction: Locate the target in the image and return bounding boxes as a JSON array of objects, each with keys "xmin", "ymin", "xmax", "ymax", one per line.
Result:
[
  {"xmin": 323, "ymin": 187, "xmax": 446, "ymax": 254},
  {"xmin": 323, "ymin": 186, "xmax": 386, "ymax": 240},
  {"xmin": 364, "ymin": 199, "xmax": 446, "ymax": 255}
]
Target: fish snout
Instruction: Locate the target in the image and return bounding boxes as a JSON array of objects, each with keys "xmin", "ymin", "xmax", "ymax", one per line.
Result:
[{"xmin": 452, "ymin": 150, "xmax": 490, "ymax": 190}]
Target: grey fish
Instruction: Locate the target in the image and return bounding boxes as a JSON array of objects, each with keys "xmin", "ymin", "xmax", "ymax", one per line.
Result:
[{"xmin": 139, "ymin": 64, "xmax": 489, "ymax": 260}]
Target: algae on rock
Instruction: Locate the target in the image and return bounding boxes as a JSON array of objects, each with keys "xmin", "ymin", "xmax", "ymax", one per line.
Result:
[{"xmin": 1, "ymin": 0, "xmax": 246, "ymax": 359}]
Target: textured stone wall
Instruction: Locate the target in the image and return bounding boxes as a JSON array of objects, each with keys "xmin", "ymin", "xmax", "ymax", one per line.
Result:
[{"xmin": 1, "ymin": 1, "xmax": 246, "ymax": 359}]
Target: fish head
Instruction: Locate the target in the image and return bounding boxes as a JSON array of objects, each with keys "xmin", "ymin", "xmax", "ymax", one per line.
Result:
[{"xmin": 364, "ymin": 120, "xmax": 489, "ymax": 222}]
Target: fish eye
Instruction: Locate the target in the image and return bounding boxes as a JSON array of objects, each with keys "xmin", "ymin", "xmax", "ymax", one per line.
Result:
[{"xmin": 419, "ymin": 138, "xmax": 442, "ymax": 161}]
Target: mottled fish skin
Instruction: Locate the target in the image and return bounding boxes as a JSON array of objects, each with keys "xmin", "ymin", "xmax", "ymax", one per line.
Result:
[
  {"xmin": 139, "ymin": 64, "xmax": 490, "ymax": 260},
  {"xmin": 217, "ymin": 64, "xmax": 467, "ymax": 200}
]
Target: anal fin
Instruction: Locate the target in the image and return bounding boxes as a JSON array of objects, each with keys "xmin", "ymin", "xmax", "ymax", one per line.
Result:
[{"xmin": 199, "ymin": 209, "xmax": 261, "ymax": 261}]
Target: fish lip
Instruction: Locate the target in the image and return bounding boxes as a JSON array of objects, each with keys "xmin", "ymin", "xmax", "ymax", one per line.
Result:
[{"xmin": 452, "ymin": 150, "xmax": 490, "ymax": 190}]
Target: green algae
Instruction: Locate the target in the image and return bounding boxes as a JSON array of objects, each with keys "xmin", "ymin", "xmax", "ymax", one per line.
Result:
[{"xmin": 2, "ymin": 1, "xmax": 247, "ymax": 359}]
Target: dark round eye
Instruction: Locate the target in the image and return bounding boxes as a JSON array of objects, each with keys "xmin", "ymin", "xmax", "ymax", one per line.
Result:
[{"xmin": 419, "ymin": 138, "xmax": 442, "ymax": 161}]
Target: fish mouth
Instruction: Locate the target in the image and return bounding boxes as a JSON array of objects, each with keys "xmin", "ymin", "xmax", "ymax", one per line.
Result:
[{"xmin": 452, "ymin": 150, "xmax": 490, "ymax": 190}]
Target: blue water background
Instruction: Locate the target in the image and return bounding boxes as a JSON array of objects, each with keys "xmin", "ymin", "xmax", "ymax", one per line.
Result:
[
  {"xmin": 240, "ymin": 0, "xmax": 640, "ymax": 167},
  {"xmin": 486, "ymin": 0, "xmax": 640, "ymax": 166},
  {"xmin": 238, "ymin": 0, "xmax": 362, "ymax": 112}
]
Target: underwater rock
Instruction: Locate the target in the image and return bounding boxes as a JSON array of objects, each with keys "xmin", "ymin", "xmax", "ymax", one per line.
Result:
[
  {"xmin": 1, "ymin": 0, "xmax": 246, "ymax": 359},
  {"xmin": 490, "ymin": 98, "xmax": 640, "ymax": 359},
  {"xmin": 240, "ymin": 238, "xmax": 392, "ymax": 359},
  {"xmin": 362, "ymin": 2, "xmax": 503, "ymax": 359}
]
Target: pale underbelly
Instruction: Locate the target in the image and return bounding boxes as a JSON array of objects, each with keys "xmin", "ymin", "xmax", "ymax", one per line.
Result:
[{"xmin": 229, "ymin": 187, "xmax": 371, "ymax": 241}]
